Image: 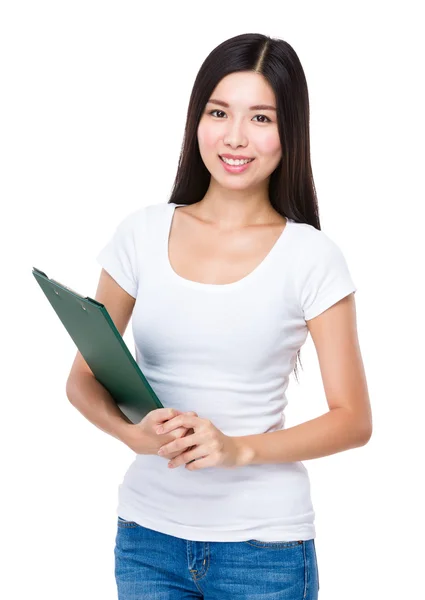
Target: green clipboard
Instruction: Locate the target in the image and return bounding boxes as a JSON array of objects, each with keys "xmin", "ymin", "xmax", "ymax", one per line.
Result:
[{"xmin": 32, "ymin": 267, "xmax": 164, "ymax": 424}]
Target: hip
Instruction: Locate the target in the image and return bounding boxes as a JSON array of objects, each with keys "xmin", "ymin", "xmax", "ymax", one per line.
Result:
[{"xmin": 115, "ymin": 516, "xmax": 320, "ymax": 599}]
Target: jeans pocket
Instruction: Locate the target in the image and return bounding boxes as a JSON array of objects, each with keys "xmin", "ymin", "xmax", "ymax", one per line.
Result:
[
  {"xmin": 117, "ymin": 516, "xmax": 140, "ymax": 528},
  {"xmin": 244, "ymin": 539, "xmax": 304, "ymax": 549}
]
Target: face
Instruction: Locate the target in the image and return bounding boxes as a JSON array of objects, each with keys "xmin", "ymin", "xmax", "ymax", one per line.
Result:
[{"xmin": 197, "ymin": 71, "xmax": 282, "ymax": 190}]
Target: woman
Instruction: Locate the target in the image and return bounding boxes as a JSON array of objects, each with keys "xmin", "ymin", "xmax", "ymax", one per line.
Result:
[{"xmin": 67, "ymin": 33, "xmax": 372, "ymax": 599}]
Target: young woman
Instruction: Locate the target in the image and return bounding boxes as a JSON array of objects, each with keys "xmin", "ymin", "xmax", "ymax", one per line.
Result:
[{"xmin": 67, "ymin": 33, "xmax": 372, "ymax": 599}]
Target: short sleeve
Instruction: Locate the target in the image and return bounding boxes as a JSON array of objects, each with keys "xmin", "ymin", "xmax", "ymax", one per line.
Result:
[
  {"xmin": 96, "ymin": 212, "xmax": 139, "ymax": 299},
  {"xmin": 300, "ymin": 234, "xmax": 357, "ymax": 321}
]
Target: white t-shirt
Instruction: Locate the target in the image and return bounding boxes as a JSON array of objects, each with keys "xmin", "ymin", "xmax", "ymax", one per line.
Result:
[{"xmin": 96, "ymin": 201, "xmax": 357, "ymax": 542}]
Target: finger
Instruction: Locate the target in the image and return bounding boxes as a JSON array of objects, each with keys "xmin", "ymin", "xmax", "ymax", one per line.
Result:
[
  {"xmin": 160, "ymin": 440, "xmax": 196, "ymax": 462},
  {"xmin": 157, "ymin": 433, "xmax": 197, "ymax": 457},
  {"xmin": 156, "ymin": 408, "xmax": 181, "ymax": 425},
  {"xmin": 167, "ymin": 449, "xmax": 188, "ymax": 460},
  {"xmin": 184, "ymin": 455, "xmax": 213, "ymax": 471},
  {"xmin": 176, "ymin": 412, "xmax": 197, "ymax": 429},
  {"xmin": 180, "ymin": 427, "xmax": 195, "ymax": 439},
  {"xmin": 168, "ymin": 422, "xmax": 195, "ymax": 440},
  {"xmin": 167, "ymin": 446, "xmax": 206, "ymax": 469},
  {"xmin": 171, "ymin": 426, "xmax": 189, "ymax": 438},
  {"xmin": 156, "ymin": 414, "xmax": 198, "ymax": 435}
]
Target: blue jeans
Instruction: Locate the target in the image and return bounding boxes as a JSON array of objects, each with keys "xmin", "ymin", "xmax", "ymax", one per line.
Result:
[{"xmin": 115, "ymin": 516, "xmax": 320, "ymax": 599}]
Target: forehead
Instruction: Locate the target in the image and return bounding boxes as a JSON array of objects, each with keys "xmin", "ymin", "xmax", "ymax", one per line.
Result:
[{"xmin": 211, "ymin": 71, "xmax": 276, "ymax": 106}]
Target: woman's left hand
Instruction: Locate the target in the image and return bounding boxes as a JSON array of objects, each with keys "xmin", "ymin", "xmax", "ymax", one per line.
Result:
[{"xmin": 155, "ymin": 414, "xmax": 245, "ymax": 471}]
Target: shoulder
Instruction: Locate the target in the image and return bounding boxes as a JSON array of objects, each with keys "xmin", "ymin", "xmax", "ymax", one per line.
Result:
[
  {"xmin": 115, "ymin": 202, "xmax": 170, "ymax": 232},
  {"xmin": 288, "ymin": 220, "xmax": 343, "ymax": 261},
  {"xmin": 287, "ymin": 221, "xmax": 357, "ymax": 320},
  {"xmin": 288, "ymin": 220, "xmax": 354, "ymax": 294}
]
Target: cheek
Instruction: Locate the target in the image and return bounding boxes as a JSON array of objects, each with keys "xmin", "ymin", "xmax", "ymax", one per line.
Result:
[
  {"xmin": 197, "ymin": 122, "xmax": 217, "ymax": 151},
  {"xmin": 259, "ymin": 131, "xmax": 281, "ymax": 158}
]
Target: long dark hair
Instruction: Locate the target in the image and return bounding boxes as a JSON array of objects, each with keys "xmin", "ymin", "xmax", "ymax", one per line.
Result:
[{"xmin": 168, "ymin": 33, "xmax": 321, "ymax": 382}]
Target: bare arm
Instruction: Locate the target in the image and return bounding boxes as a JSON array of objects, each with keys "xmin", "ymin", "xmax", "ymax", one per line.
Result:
[
  {"xmin": 66, "ymin": 371, "xmax": 134, "ymax": 444},
  {"xmin": 66, "ymin": 268, "xmax": 136, "ymax": 446},
  {"xmin": 235, "ymin": 293, "xmax": 373, "ymax": 466},
  {"xmin": 66, "ymin": 268, "xmax": 193, "ymax": 455}
]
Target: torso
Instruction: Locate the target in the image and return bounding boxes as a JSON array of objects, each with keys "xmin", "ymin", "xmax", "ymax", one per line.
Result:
[{"xmin": 168, "ymin": 203, "xmax": 288, "ymax": 285}]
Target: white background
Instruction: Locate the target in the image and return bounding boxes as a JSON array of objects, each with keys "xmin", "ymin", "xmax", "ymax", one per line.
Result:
[{"xmin": 2, "ymin": 1, "xmax": 424, "ymax": 598}]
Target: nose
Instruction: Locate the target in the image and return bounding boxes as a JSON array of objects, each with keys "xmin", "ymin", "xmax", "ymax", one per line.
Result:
[{"xmin": 223, "ymin": 117, "xmax": 248, "ymax": 149}]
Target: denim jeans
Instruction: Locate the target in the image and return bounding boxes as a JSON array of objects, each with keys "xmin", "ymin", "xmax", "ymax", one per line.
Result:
[{"xmin": 115, "ymin": 516, "xmax": 320, "ymax": 599}]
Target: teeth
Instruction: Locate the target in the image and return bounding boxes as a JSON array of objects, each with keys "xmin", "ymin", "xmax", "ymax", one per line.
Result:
[{"xmin": 221, "ymin": 156, "xmax": 253, "ymax": 166}]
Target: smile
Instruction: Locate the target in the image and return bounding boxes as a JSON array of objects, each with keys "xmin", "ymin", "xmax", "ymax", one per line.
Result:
[
  {"xmin": 219, "ymin": 156, "xmax": 254, "ymax": 166},
  {"xmin": 218, "ymin": 155, "xmax": 255, "ymax": 173}
]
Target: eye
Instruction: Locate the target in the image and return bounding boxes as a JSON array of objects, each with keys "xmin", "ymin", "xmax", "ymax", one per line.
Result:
[
  {"xmin": 252, "ymin": 114, "xmax": 272, "ymax": 123},
  {"xmin": 208, "ymin": 109, "xmax": 226, "ymax": 118},
  {"xmin": 207, "ymin": 110, "xmax": 272, "ymax": 123}
]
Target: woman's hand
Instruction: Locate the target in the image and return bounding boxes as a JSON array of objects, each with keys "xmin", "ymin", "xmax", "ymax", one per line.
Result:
[
  {"xmin": 155, "ymin": 414, "xmax": 246, "ymax": 470},
  {"xmin": 125, "ymin": 408, "xmax": 198, "ymax": 459}
]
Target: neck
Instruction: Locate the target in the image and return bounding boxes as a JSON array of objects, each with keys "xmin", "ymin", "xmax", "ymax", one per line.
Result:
[{"xmin": 196, "ymin": 188, "xmax": 278, "ymax": 229}]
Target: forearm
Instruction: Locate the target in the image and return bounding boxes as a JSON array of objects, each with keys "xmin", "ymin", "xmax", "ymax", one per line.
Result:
[
  {"xmin": 66, "ymin": 373, "xmax": 134, "ymax": 446},
  {"xmin": 234, "ymin": 408, "xmax": 371, "ymax": 466}
]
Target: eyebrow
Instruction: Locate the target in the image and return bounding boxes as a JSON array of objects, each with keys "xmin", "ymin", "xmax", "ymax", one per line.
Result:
[{"xmin": 207, "ymin": 98, "xmax": 277, "ymax": 112}]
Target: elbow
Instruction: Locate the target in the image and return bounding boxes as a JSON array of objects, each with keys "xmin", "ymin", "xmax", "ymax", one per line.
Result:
[
  {"xmin": 342, "ymin": 405, "xmax": 373, "ymax": 446},
  {"xmin": 358, "ymin": 423, "xmax": 373, "ymax": 446},
  {"xmin": 65, "ymin": 377, "xmax": 77, "ymax": 404}
]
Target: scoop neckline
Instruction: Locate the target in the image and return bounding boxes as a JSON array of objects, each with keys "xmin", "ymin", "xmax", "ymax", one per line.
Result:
[{"xmin": 165, "ymin": 202, "xmax": 292, "ymax": 291}]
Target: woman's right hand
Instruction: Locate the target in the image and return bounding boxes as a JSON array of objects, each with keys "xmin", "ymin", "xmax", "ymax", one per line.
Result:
[{"xmin": 125, "ymin": 407, "xmax": 197, "ymax": 459}]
